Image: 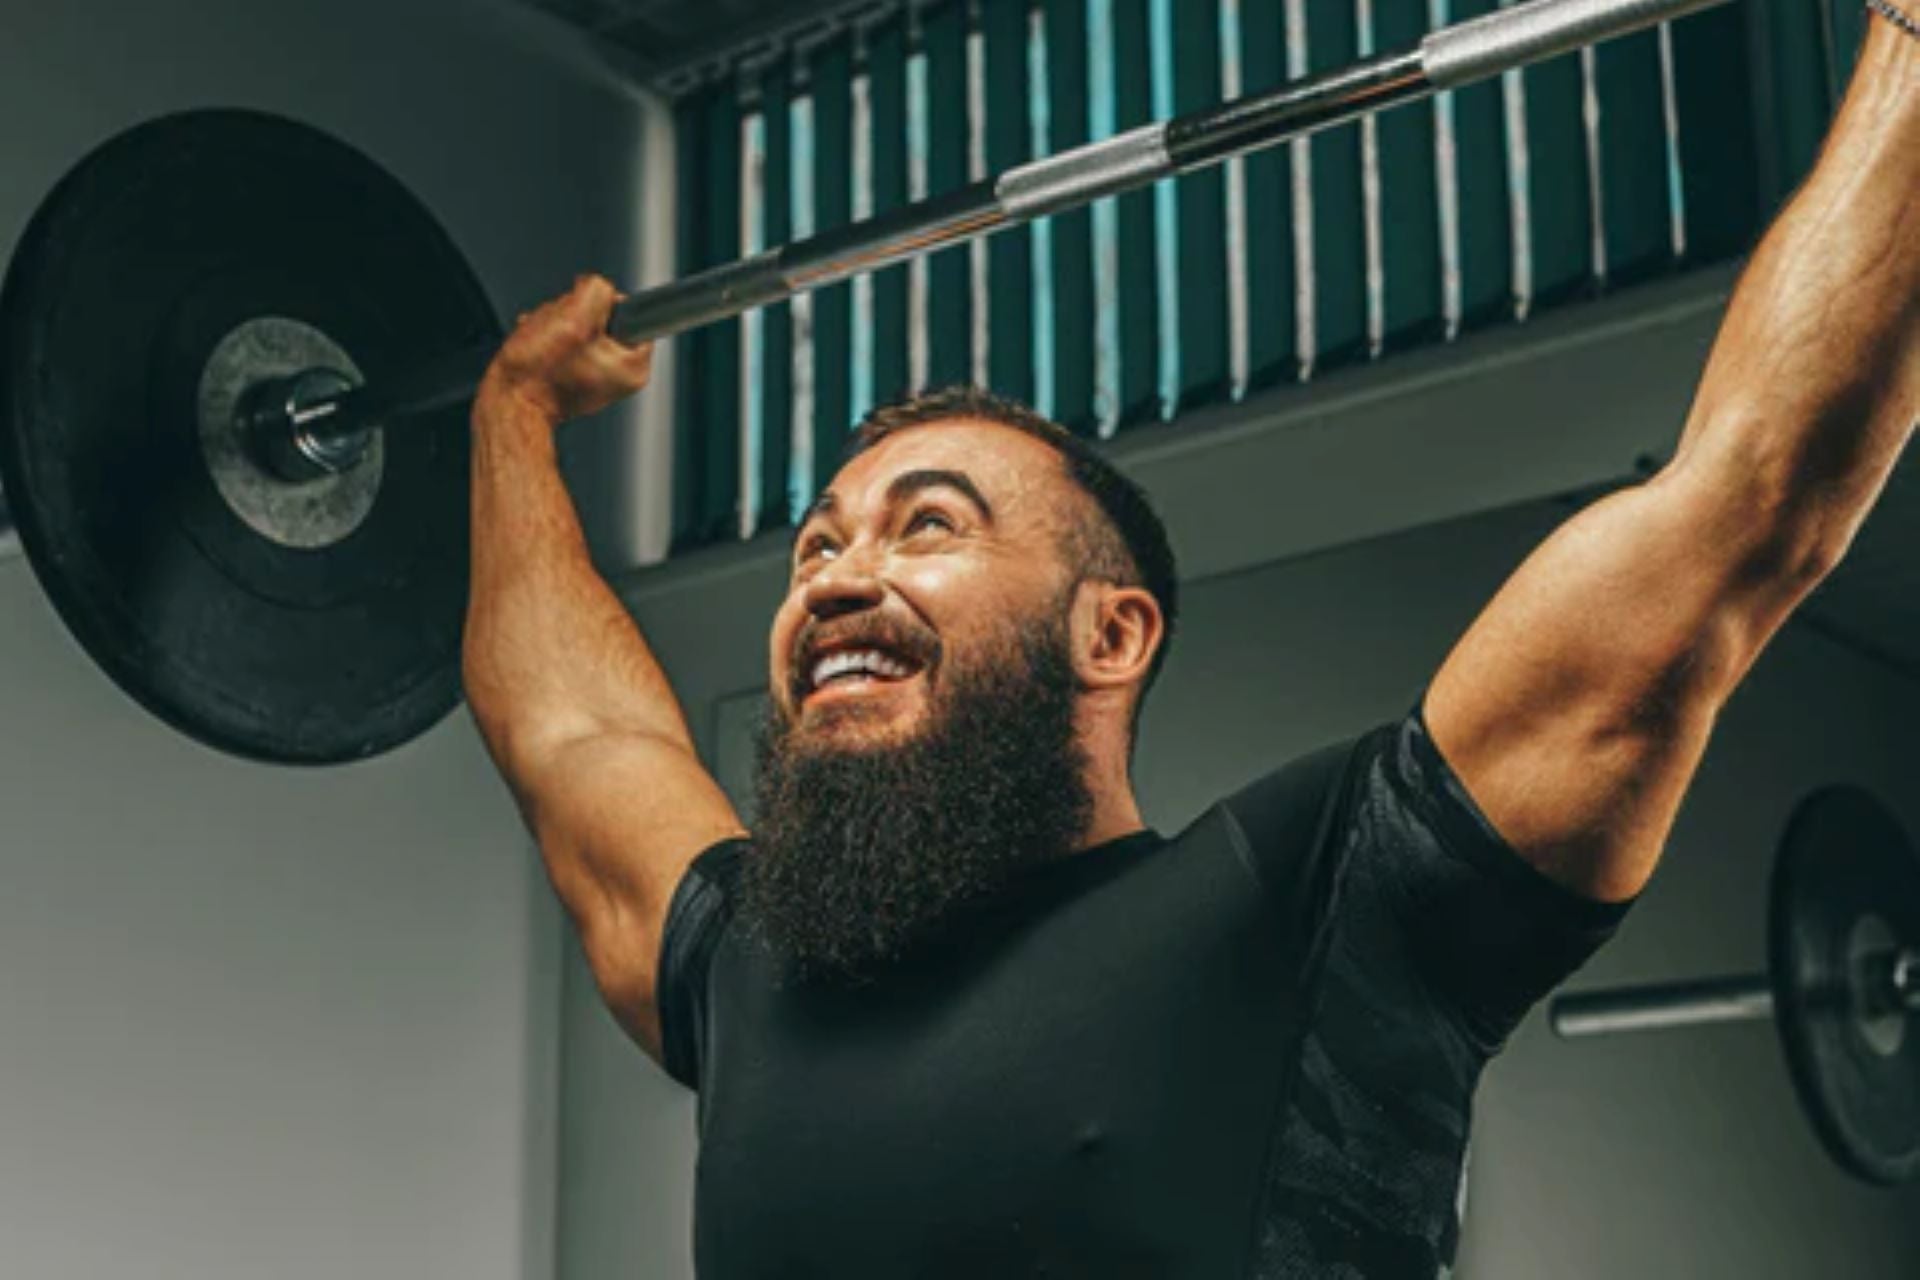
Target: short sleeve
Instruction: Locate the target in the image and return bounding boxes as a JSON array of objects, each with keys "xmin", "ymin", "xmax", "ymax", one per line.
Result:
[
  {"xmin": 1351, "ymin": 702, "xmax": 1634, "ymax": 1053},
  {"xmin": 656, "ymin": 839, "xmax": 748, "ymax": 1090}
]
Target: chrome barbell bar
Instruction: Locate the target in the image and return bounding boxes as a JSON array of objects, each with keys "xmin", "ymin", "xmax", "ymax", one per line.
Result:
[
  {"xmin": 264, "ymin": 0, "xmax": 1737, "ymax": 464},
  {"xmin": 1552, "ymin": 950, "xmax": 1920, "ymax": 1039}
]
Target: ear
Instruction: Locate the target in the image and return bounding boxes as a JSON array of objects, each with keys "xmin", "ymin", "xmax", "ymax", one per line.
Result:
[{"xmin": 1071, "ymin": 581, "xmax": 1164, "ymax": 692}]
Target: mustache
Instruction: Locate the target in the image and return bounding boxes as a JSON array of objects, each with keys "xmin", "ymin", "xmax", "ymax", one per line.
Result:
[{"xmin": 787, "ymin": 614, "xmax": 944, "ymax": 704}]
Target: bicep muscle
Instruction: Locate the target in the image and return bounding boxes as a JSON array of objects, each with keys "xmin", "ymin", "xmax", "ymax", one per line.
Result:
[
  {"xmin": 521, "ymin": 732, "xmax": 746, "ymax": 1058},
  {"xmin": 1425, "ymin": 465, "xmax": 1821, "ymax": 901}
]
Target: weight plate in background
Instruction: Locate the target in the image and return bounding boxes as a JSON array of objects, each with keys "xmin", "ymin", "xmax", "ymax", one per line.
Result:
[
  {"xmin": 1769, "ymin": 786, "xmax": 1920, "ymax": 1185},
  {"xmin": 0, "ymin": 109, "xmax": 499, "ymax": 764}
]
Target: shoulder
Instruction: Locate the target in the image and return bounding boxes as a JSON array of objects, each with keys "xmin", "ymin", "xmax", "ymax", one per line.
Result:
[
  {"xmin": 1221, "ymin": 728, "xmax": 1380, "ymax": 843},
  {"xmin": 1218, "ymin": 705, "xmax": 1532, "ymax": 885},
  {"xmin": 1206, "ymin": 708, "xmax": 1566, "ymax": 955},
  {"xmin": 1216, "ymin": 725, "xmax": 1382, "ymax": 891},
  {"xmin": 1188, "ymin": 726, "xmax": 1381, "ymax": 953}
]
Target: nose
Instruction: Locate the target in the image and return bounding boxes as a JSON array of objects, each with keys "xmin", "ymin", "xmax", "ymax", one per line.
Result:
[{"xmin": 801, "ymin": 551, "xmax": 886, "ymax": 621}]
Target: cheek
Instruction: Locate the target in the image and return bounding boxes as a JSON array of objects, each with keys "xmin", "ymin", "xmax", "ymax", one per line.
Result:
[
  {"xmin": 892, "ymin": 557, "xmax": 1004, "ymax": 625},
  {"xmin": 895, "ymin": 568, "xmax": 1043, "ymax": 677}
]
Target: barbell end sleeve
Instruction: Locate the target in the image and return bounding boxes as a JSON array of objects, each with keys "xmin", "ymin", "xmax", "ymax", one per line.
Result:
[
  {"xmin": 1422, "ymin": 0, "xmax": 1738, "ymax": 91},
  {"xmin": 294, "ymin": 343, "xmax": 499, "ymax": 449},
  {"xmin": 1550, "ymin": 973, "xmax": 1775, "ymax": 1038},
  {"xmin": 1869, "ymin": 947, "xmax": 1920, "ymax": 1015}
]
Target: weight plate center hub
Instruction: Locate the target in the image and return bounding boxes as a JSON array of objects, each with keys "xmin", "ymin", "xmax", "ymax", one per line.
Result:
[
  {"xmin": 1850, "ymin": 915, "xmax": 1907, "ymax": 1059},
  {"xmin": 196, "ymin": 317, "xmax": 383, "ymax": 549}
]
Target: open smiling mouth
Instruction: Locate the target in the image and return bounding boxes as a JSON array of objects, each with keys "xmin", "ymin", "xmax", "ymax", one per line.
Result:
[{"xmin": 801, "ymin": 646, "xmax": 928, "ymax": 706}]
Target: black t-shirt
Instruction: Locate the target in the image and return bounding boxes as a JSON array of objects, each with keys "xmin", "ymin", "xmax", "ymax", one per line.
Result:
[{"xmin": 657, "ymin": 708, "xmax": 1629, "ymax": 1278}]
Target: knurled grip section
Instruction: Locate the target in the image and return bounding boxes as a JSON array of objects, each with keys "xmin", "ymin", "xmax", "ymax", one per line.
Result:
[
  {"xmin": 608, "ymin": 251, "xmax": 790, "ymax": 346},
  {"xmin": 997, "ymin": 124, "xmax": 1174, "ymax": 221},
  {"xmin": 1423, "ymin": 0, "xmax": 1731, "ymax": 90}
]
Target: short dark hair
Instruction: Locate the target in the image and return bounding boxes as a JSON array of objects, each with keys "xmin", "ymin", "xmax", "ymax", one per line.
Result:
[{"xmin": 845, "ymin": 386, "xmax": 1179, "ymax": 720}]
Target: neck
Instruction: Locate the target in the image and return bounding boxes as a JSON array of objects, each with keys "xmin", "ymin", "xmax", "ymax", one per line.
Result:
[
  {"xmin": 1069, "ymin": 708, "xmax": 1150, "ymax": 850},
  {"xmin": 1075, "ymin": 744, "xmax": 1148, "ymax": 850},
  {"xmin": 1078, "ymin": 796, "xmax": 1148, "ymax": 849}
]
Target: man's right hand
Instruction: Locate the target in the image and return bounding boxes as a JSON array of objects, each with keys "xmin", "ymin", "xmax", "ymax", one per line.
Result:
[{"xmin": 479, "ymin": 274, "xmax": 655, "ymax": 425}]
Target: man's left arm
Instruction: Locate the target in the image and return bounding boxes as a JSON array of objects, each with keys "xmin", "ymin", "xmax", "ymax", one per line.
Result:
[{"xmin": 1425, "ymin": 17, "xmax": 1920, "ymax": 906}]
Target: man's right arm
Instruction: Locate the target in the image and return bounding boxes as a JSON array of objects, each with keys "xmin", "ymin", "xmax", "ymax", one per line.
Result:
[{"xmin": 462, "ymin": 278, "xmax": 747, "ymax": 1063}]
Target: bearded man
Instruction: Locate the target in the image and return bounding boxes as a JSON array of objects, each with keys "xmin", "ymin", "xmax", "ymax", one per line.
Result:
[{"xmin": 463, "ymin": 15, "xmax": 1920, "ymax": 1276}]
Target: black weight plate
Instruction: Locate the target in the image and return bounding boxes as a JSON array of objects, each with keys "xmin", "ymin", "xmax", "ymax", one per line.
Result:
[
  {"xmin": 0, "ymin": 110, "xmax": 499, "ymax": 764},
  {"xmin": 1769, "ymin": 786, "xmax": 1920, "ymax": 1185}
]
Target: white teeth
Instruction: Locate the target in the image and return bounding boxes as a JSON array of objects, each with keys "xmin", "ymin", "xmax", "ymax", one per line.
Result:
[{"xmin": 809, "ymin": 648, "xmax": 915, "ymax": 690}]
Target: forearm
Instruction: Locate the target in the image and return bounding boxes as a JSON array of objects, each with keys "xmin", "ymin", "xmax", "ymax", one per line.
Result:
[
  {"xmin": 1674, "ymin": 17, "xmax": 1920, "ymax": 559},
  {"xmin": 462, "ymin": 382, "xmax": 693, "ymax": 763}
]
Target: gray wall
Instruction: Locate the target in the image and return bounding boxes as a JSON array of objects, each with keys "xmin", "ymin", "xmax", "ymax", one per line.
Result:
[
  {"xmin": 0, "ymin": 2, "xmax": 663, "ymax": 1276},
  {"xmin": 559, "ymin": 278, "xmax": 1920, "ymax": 1275}
]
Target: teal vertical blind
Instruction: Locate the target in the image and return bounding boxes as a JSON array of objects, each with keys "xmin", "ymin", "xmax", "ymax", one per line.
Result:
[
  {"xmin": 1372, "ymin": 0, "xmax": 1443, "ymax": 351},
  {"xmin": 807, "ymin": 35, "xmax": 856, "ymax": 499},
  {"xmin": 1167, "ymin": 0, "xmax": 1229, "ymax": 410},
  {"xmin": 670, "ymin": 83, "xmax": 742, "ymax": 550},
  {"xmin": 984, "ymin": 0, "xmax": 1037, "ymax": 401},
  {"xmin": 1591, "ymin": 26, "xmax": 1673, "ymax": 284},
  {"xmin": 1044, "ymin": 0, "xmax": 1096, "ymax": 429},
  {"xmin": 1107, "ymin": 0, "xmax": 1162, "ymax": 427},
  {"xmin": 667, "ymin": 0, "xmax": 1837, "ymax": 549},
  {"xmin": 1237, "ymin": 0, "xmax": 1296, "ymax": 390},
  {"xmin": 1444, "ymin": 0, "xmax": 1512, "ymax": 328},
  {"xmin": 1516, "ymin": 5, "xmax": 1593, "ymax": 308},
  {"xmin": 923, "ymin": 4, "xmax": 974, "ymax": 387},
  {"xmin": 867, "ymin": 16, "xmax": 914, "ymax": 413},
  {"xmin": 1305, "ymin": 0, "xmax": 1369, "ymax": 370}
]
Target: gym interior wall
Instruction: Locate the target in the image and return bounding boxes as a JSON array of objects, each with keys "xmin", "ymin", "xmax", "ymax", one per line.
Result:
[{"xmin": 0, "ymin": 2, "xmax": 666, "ymax": 1278}]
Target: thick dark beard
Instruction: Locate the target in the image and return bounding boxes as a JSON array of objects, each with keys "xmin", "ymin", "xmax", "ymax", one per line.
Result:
[{"xmin": 742, "ymin": 606, "xmax": 1093, "ymax": 985}]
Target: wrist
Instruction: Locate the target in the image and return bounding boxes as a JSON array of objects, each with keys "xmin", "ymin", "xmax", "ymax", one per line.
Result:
[
  {"xmin": 1867, "ymin": 0, "xmax": 1920, "ymax": 46},
  {"xmin": 474, "ymin": 370, "xmax": 563, "ymax": 438},
  {"xmin": 1862, "ymin": 0, "xmax": 1920, "ymax": 86},
  {"xmin": 1826, "ymin": 4, "xmax": 1920, "ymax": 168}
]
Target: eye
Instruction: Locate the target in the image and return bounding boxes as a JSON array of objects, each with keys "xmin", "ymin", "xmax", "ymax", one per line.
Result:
[
  {"xmin": 905, "ymin": 509, "xmax": 957, "ymax": 537},
  {"xmin": 795, "ymin": 532, "xmax": 840, "ymax": 566}
]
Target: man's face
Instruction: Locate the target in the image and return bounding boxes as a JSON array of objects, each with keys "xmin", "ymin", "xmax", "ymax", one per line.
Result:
[
  {"xmin": 742, "ymin": 421, "xmax": 1101, "ymax": 981},
  {"xmin": 768, "ymin": 420, "xmax": 1080, "ymax": 748}
]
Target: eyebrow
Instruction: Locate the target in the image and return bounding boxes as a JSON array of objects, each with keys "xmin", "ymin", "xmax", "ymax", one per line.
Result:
[
  {"xmin": 887, "ymin": 468, "xmax": 994, "ymax": 519},
  {"xmin": 793, "ymin": 468, "xmax": 994, "ymax": 545}
]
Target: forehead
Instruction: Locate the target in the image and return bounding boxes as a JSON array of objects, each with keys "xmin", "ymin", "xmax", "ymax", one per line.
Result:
[{"xmin": 822, "ymin": 419, "xmax": 1071, "ymax": 515}]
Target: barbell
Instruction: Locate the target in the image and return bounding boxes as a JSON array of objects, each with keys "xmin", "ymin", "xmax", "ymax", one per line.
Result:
[
  {"xmin": 0, "ymin": 0, "xmax": 1735, "ymax": 762},
  {"xmin": 1550, "ymin": 786, "xmax": 1920, "ymax": 1186}
]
